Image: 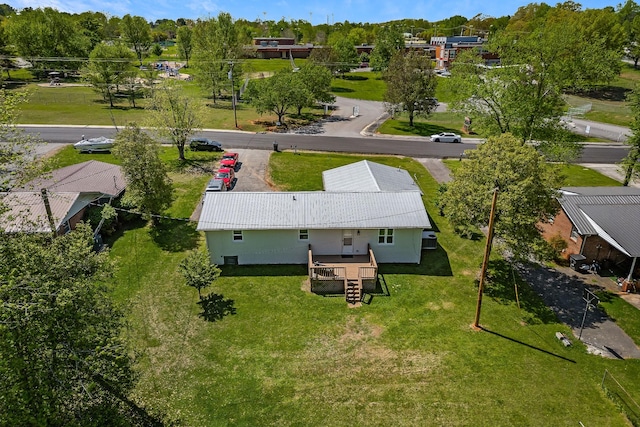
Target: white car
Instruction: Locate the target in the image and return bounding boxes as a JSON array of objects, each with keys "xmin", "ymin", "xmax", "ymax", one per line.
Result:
[{"xmin": 430, "ymin": 132, "xmax": 462, "ymax": 143}]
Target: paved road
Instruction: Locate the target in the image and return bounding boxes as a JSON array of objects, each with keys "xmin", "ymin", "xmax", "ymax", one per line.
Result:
[{"xmin": 19, "ymin": 125, "xmax": 631, "ymax": 164}]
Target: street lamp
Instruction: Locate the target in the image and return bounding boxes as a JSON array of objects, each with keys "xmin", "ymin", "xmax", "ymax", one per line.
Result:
[{"xmin": 228, "ymin": 61, "xmax": 238, "ymax": 129}]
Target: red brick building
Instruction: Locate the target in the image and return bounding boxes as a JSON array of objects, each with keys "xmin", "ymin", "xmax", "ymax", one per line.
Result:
[{"xmin": 540, "ymin": 187, "xmax": 640, "ymax": 280}]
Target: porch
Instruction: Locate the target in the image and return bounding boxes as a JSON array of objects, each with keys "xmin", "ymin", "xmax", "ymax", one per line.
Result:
[{"xmin": 308, "ymin": 244, "xmax": 378, "ymax": 306}]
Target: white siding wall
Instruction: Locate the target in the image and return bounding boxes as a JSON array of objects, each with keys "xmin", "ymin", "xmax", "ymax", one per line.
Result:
[{"xmin": 205, "ymin": 228, "xmax": 423, "ymax": 265}]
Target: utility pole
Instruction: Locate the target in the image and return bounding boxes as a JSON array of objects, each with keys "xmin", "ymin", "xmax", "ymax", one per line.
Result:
[
  {"xmin": 40, "ymin": 188, "xmax": 58, "ymax": 238},
  {"xmin": 228, "ymin": 62, "xmax": 238, "ymax": 128},
  {"xmin": 473, "ymin": 188, "xmax": 499, "ymax": 329}
]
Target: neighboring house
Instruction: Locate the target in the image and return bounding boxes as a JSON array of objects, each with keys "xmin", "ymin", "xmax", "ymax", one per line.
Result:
[
  {"xmin": 540, "ymin": 187, "xmax": 640, "ymax": 280},
  {"xmin": 1, "ymin": 160, "xmax": 125, "ymax": 235}
]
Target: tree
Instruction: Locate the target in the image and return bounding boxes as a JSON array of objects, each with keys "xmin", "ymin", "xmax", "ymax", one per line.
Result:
[
  {"xmin": 0, "ymin": 89, "xmax": 41, "ymax": 191},
  {"xmin": 383, "ymin": 50, "xmax": 437, "ymax": 127},
  {"xmin": 369, "ymin": 25, "xmax": 404, "ymax": 71},
  {"xmin": 192, "ymin": 13, "xmax": 242, "ymax": 103},
  {"xmin": 179, "ymin": 250, "xmax": 221, "ymax": 299},
  {"xmin": 4, "ymin": 7, "xmax": 90, "ymax": 71},
  {"xmin": 308, "ymin": 46, "xmax": 340, "ymax": 75},
  {"xmin": 622, "ymin": 84, "xmax": 640, "ymax": 185},
  {"xmin": 297, "ymin": 63, "xmax": 336, "ymax": 108},
  {"xmin": 0, "ymin": 224, "xmax": 140, "ymax": 424},
  {"xmin": 331, "ymin": 37, "xmax": 360, "ymax": 76},
  {"xmin": 82, "ymin": 42, "xmax": 136, "ymax": 108},
  {"xmin": 146, "ymin": 80, "xmax": 203, "ymax": 161},
  {"xmin": 176, "ymin": 25, "xmax": 193, "ymax": 67},
  {"xmin": 120, "ymin": 14, "xmax": 151, "ymax": 66},
  {"xmin": 112, "ymin": 124, "xmax": 173, "ymax": 219},
  {"xmin": 245, "ymin": 69, "xmax": 302, "ymax": 125},
  {"xmin": 446, "ymin": 8, "xmax": 619, "ymax": 160},
  {"xmin": 439, "ymin": 133, "xmax": 562, "ymax": 260}
]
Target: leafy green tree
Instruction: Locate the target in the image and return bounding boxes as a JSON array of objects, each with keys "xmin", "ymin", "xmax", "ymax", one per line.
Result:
[
  {"xmin": 146, "ymin": 80, "xmax": 203, "ymax": 161},
  {"xmin": 447, "ymin": 8, "xmax": 618, "ymax": 160},
  {"xmin": 383, "ymin": 50, "xmax": 437, "ymax": 127},
  {"xmin": 439, "ymin": 133, "xmax": 562, "ymax": 261},
  {"xmin": 622, "ymin": 84, "xmax": 640, "ymax": 185},
  {"xmin": 332, "ymin": 37, "xmax": 360, "ymax": 76},
  {"xmin": 192, "ymin": 12, "xmax": 242, "ymax": 103},
  {"xmin": 0, "ymin": 223, "xmax": 139, "ymax": 425},
  {"xmin": 120, "ymin": 14, "xmax": 151, "ymax": 66},
  {"xmin": 176, "ymin": 25, "xmax": 194, "ymax": 67},
  {"xmin": 82, "ymin": 42, "xmax": 136, "ymax": 108},
  {"xmin": 112, "ymin": 124, "xmax": 173, "ymax": 219},
  {"xmin": 369, "ymin": 25, "xmax": 404, "ymax": 71},
  {"xmin": 151, "ymin": 43, "xmax": 163, "ymax": 57},
  {"xmin": 245, "ymin": 69, "xmax": 303, "ymax": 125},
  {"xmin": 0, "ymin": 89, "xmax": 40, "ymax": 191},
  {"xmin": 308, "ymin": 46, "xmax": 339, "ymax": 75},
  {"xmin": 4, "ymin": 7, "xmax": 90, "ymax": 71},
  {"xmin": 75, "ymin": 11, "xmax": 108, "ymax": 50},
  {"xmin": 179, "ymin": 250, "xmax": 221, "ymax": 299},
  {"xmin": 297, "ymin": 63, "xmax": 335, "ymax": 106}
]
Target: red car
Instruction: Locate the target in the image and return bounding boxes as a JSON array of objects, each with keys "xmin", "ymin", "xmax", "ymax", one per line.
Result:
[
  {"xmin": 215, "ymin": 167, "xmax": 235, "ymax": 189},
  {"xmin": 220, "ymin": 152, "xmax": 239, "ymax": 169}
]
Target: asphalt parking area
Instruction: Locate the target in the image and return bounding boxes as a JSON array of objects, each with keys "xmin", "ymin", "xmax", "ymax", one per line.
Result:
[{"xmin": 190, "ymin": 149, "xmax": 272, "ymax": 221}]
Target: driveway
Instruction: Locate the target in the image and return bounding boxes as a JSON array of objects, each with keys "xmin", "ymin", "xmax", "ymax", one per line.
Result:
[
  {"xmin": 516, "ymin": 263, "xmax": 640, "ymax": 359},
  {"xmin": 190, "ymin": 148, "xmax": 272, "ymax": 221}
]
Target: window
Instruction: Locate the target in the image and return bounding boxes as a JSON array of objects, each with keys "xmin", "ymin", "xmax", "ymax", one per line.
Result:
[
  {"xmin": 570, "ymin": 226, "xmax": 579, "ymax": 241},
  {"xmin": 232, "ymin": 230, "xmax": 243, "ymax": 241},
  {"xmin": 378, "ymin": 229, "xmax": 394, "ymax": 245},
  {"xmin": 299, "ymin": 229, "xmax": 309, "ymax": 240},
  {"xmin": 63, "ymin": 221, "xmax": 71, "ymax": 234}
]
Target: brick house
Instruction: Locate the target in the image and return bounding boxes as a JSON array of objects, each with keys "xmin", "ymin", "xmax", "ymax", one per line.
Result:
[{"xmin": 540, "ymin": 187, "xmax": 640, "ymax": 280}]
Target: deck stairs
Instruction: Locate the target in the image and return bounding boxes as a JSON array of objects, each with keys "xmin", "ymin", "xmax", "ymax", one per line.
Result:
[{"xmin": 345, "ymin": 279, "xmax": 362, "ymax": 307}]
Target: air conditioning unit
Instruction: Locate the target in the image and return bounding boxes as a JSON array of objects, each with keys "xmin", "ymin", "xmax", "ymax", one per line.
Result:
[{"xmin": 421, "ymin": 230, "xmax": 437, "ymax": 250}]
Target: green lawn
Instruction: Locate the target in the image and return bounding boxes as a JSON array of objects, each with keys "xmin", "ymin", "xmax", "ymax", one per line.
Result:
[
  {"xmin": 378, "ymin": 112, "xmax": 469, "ymax": 137},
  {"xmin": 331, "ymin": 72, "xmax": 386, "ymax": 101},
  {"xmin": 41, "ymin": 148, "xmax": 636, "ymax": 425},
  {"xmin": 444, "ymin": 160, "xmax": 624, "ymax": 187}
]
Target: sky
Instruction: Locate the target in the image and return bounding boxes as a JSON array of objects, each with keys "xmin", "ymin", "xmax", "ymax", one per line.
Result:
[{"xmin": 7, "ymin": 0, "xmax": 622, "ymax": 24}]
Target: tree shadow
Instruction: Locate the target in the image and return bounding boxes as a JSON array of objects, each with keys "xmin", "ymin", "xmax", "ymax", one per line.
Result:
[
  {"xmin": 378, "ymin": 245, "xmax": 453, "ymax": 276},
  {"xmin": 567, "ymin": 85, "xmax": 630, "ymax": 102},
  {"xmin": 164, "ymin": 157, "xmax": 217, "ymax": 174},
  {"xmin": 341, "ymin": 75, "xmax": 368, "ymax": 81},
  {"xmin": 197, "ymin": 293, "xmax": 236, "ymax": 322},
  {"xmin": 330, "ymin": 87, "xmax": 355, "ymax": 93},
  {"xmin": 149, "ymin": 219, "xmax": 199, "ymax": 252},
  {"xmin": 390, "ymin": 121, "xmax": 460, "ymax": 137},
  {"xmin": 483, "ymin": 259, "xmax": 558, "ymax": 325},
  {"xmin": 104, "ymin": 217, "xmax": 147, "ymax": 246}
]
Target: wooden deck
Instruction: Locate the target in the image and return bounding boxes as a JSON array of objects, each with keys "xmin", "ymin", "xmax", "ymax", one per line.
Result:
[{"xmin": 308, "ymin": 245, "xmax": 378, "ymax": 303}]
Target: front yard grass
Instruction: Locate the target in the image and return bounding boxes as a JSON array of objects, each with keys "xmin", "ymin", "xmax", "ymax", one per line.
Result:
[{"xmin": 46, "ymin": 149, "xmax": 640, "ymax": 426}]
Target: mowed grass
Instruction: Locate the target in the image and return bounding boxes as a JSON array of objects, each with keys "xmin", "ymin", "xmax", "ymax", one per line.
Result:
[
  {"xmin": 50, "ymin": 146, "xmax": 639, "ymax": 425},
  {"xmin": 331, "ymin": 72, "xmax": 386, "ymax": 101}
]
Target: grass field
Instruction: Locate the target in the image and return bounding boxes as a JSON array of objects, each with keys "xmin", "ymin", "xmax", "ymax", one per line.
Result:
[{"xmin": 42, "ymin": 147, "xmax": 640, "ymax": 425}]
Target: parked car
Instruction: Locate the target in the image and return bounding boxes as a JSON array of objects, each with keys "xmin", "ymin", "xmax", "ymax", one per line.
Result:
[
  {"xmin": 430, "ymin": 132, "xmax": 461, "ymax": 143},
  {"xmin": 189, "ymin": 138, "xmax": 223, "ymax": 152},
  {"xmin": 205, "ymin": 177, "xmax": 227, "ymax": 192},
  {"xmin": 220, "ymin": 152, "xmax": 239, "ymax": 169},
  {"xmin": 215, "ymin": 167, "xmax": 235, "ymax": 189}
]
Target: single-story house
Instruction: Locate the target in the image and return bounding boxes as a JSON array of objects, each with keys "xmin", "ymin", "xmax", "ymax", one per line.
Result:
[
  {"xmin": 197, "ymin": 161, "xmax": 432, "ymax": 303},
  {"xmin": 540, "ymin": 186, "xmax": 640, "ymax": 280},
  {"xmin": 1, "ymin": 160, "xmax": 125, "ymax": 234},
  {"xmin": 197, "ymin": 191, "xmax": 431, "ymax": 266}
]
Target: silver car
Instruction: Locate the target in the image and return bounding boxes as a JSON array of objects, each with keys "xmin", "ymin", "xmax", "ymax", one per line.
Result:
[
  {"xmin": 205, "ymin": 178, "xmax": 227, "ymax": 192},
  {"xmin": 430, "ymin": 132, "xmax": 461, "ymax": 143}
]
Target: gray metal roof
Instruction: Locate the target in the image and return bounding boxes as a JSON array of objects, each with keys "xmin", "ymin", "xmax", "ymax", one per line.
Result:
[
  {"xmin": 322, "ymin": 160, "xmax": 421, "ymax": 193},
  {"xmin": 197, "ymin": 191, "xmax": 431, "ymax": 231},
  {"xmin": 0, "ymin": 192, "xmax": 79, "ymax": 233},
  {"xmin": 558, "ymin": 187, "xmax": 640, "ymax": 256},
  {"xmin": 15, "ymin": 160, "xmax": 125, "ymax": 197}
]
